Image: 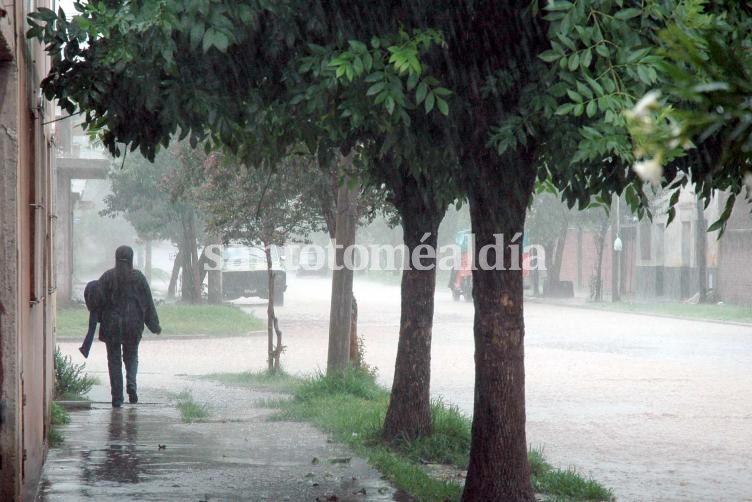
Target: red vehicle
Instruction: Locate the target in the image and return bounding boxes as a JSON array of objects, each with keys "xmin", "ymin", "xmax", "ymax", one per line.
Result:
[
  {"xmin": 449, "ymin": 230, "xmax": 474, "ymax": 302},
  {"xmin": 449, "ymin": 230, "xmax": 529, "ymax": 301}
]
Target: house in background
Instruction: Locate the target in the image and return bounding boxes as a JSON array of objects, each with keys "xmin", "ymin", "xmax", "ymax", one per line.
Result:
[
  {"xmin": 553, "ymin": 184, "xmax": 751, "ymax": 306},
  {"xmin": 634, "ymin": 187, "xmax": 722, "ymax": 301},
  {"xmin": 716, "ymin": 194, "xmax": 752, "ymax": 305},
  {"xmin": 0, "ymin": 1, "xmax": 56, "ymax": 500}
]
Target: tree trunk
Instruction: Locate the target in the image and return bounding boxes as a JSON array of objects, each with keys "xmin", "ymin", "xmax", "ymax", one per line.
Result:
[
  {"xmin": 207, "ymin": 236, "xmax": 223, "ymax": 304},
  {"xmin": 168, "ymin": 249, "xmax": 183, "ymax": 299},
  {"xmin": 462, "ymin": 149, "xmax": 536, "ymax": 502},
  {"xmin": 591, "ymin": 217, "xmax": 609, "ymax": 302},
  {"xmin": 327, "ymin": 160, "xmax": 358, "ymax": 374},
  {"xmin": 179, "ymin": 212, "xmax": 202, "ymax": 303},
  {"xmin": 145, "ymin": 239, "xmax": 152, "ymax": 285},
  {"xmin": 696, "ymin": 196, "xmax": 707, "ymax": 302},
  {"xmin": 188, "ymin": 212, "xmax": 202, "ymax": 302},
  {"xmin": 265, "ymin": 243, "xmax": 280, "ymax": 372},
  {"xmin": 349, "ymin": 297, "xmax": 360, "ymax": 367},
  {"xmin": 550, "ymin": 218, "xmax": 569, "ymax": 282},
  {"xmin": 383, "ymin": 190, "xmax": 441, "ymax": 441}
]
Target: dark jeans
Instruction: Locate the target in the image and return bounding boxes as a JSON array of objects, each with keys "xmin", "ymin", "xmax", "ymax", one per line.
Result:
[{"xmin": 106, "ymin": 341, "xmax": 139, "ymax": 406}]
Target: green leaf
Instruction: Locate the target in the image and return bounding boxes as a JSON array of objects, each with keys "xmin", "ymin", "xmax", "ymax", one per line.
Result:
[
  {"xmin": 364, "ymin": 71, "xmax": 384, "ymax": 83},
  {"xmin": 406, "ymin": 71, "xmax": 418, "ymax": 91},
  {"xmin": 190, "ymin": 22, "xmax": 204, "ymax": 49},
  {"xmin": 367, "ymin": 82, "xmax": 385, "ymax": 96},
  {"xmin": 581, "ymin": 48, "xmax": 592, "ymax": 68},
  {"xmin": 595, "ymin": 44, "xmax": 610, "ymax": 58},
  {"xmin": 424, "ymin": 91, "xmax": 435, "ymax": 113},
  {"xmin": 576, "ymin": 81, "xmax": 593, "ymax": 99},
  {"xmin": 433, "ymin": 87, "xmax": 452, "ymax": 96},
  {"xmin": 586, "ymin": 100, "xmax": 597, "ymax": 117},
  {"xmin": 385, "ymin": 96, "xmax": 395, "ymax": 114},
  {"xmin": 546, "ymin": 0, "xmax": 574, "ymax": 11},
  {"xmin": 614, "ymin": 8, "xmax": 642, "ymax": 20},
  {"xmin": 538, "ymin": 50, "xmax": 560, "ymax": 63},
  {"xmin": 436, "ymin": 97, "xmax": 449, "ymax": 116},
  {"xmin": 348, "ymin": 39, "xmax": 367, "ymax": 52},
  {"xmin": 415, "ymin": 81, "xmax": 428, "ymax": 104},
  {"xmin": 213, "ymin": 32, "xmax": 229, "ymax": 52},
  {"xmin": 573, "ymin": 103, "xmax": 584, "ymax": 116},
  {"xmin": 353, "ymin": 57, "xmax": 364, "ymax": 75},
  {"xmin": 555, "ymin": 103, "xmax": 574, "ymax": 115},
  {"xmin": 568, "ymin": 52, "xmax": 580, "ymax": 71},
  {"xmin": 567, "ymin": 89, "xmax": 583, "ymax": 103}
]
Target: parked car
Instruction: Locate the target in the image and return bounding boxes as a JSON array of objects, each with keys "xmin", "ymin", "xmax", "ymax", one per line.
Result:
[
  {"xmin": 296, "ymin": 246, "xmax": 329, "ymax": 276},
  {"xmin": 221, "ymin": 245, "xmax": 286, "ymax": 305}
]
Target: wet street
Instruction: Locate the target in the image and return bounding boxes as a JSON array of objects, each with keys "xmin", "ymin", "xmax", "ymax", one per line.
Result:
[{"xmin": 58, "ymin": 275, "xmax": 752, "ymax": 501}]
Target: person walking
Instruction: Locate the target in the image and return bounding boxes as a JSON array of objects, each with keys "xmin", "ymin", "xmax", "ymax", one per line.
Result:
[{"xmin": 98, "ymin": 245, "xmax": 161, "ymax": 407}]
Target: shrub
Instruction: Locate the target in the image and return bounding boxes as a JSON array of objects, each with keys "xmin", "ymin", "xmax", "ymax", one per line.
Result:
[
  {"xmin": 54, "ymin": 346, "xmax": 97, "ymax": 399},
  {"xmin": 48, "ymin": 402, "xmax": 70, "ymax": 447}
]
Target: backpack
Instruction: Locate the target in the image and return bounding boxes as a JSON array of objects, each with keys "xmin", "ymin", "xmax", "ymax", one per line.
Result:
[{"xmin": 83, "ymin": 280, "xmax": 104, "ymax": 312}]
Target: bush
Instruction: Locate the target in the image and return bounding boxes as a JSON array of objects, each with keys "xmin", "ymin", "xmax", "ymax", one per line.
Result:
[
  {"xmin": 54, "ymin": 346, "xmax": 97, "ymax": 399},
  {"xmin": 48, "ymin": 402, "xmax": 70, "ymax": 447}
]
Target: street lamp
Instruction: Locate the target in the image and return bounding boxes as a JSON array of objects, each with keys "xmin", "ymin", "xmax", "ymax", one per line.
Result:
[
  {"xmin": 613, "ymin": 235, "xmax": 622, "ymax": 302},
  {"xmin": 613, "ymin": 235, "xmax": 623, "ymax": 252}
]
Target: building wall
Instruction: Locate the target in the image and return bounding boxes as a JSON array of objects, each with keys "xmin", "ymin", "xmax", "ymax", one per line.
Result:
[
  {"xmin": 717, "ymin": 196, "xmax": 752, "ymax": 305},
  {"xmin": 635, "ymin": 188, "xmax": 722, "ymax": 301},
  {"xmin": 0, "ymin": 1, "xmax": 55, "ymax": 500}
]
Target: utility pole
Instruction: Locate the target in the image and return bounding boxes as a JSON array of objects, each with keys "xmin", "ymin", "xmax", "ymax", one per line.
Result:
[
  {"xmin": 696, "ymin": 195, "xmax": 707, "ymax": 303},
  {"xmin": 611, "ymin": 194, "xmax": 622, "ymax": 302}
]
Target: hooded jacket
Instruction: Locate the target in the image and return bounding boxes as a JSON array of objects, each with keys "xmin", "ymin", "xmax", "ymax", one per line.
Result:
[{"xmin": 98, "ymin": 245, "xmax": 161, "ymax": 343}]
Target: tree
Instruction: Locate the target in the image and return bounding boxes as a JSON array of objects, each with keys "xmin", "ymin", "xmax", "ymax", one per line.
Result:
[
  {"xmin": 199, "ymin": 153, "xmax": 326, "ymax": 371},
  {"xmin": 32, "ymin": 2, "xmax": 752, "ymax": 500},
  {"xmin": 101, "ymin": 148, "xmax": 206, "ymax": 302},
  {"xmin": 626, "ymin": 1, "xmax": 752, "ymax": 184}
]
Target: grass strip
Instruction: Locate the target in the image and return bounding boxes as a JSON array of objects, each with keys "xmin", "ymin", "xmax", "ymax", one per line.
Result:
[
  {"xmin": 201, "ymin": 370, "xmax": 301, "ymax": 392},
  {"xmin": 56, "ymin": 303, "xmax": 263, "ymax": 338},
  {"xmin": 589, "ymin": 301, "xmax": 752, "ymax": 324},
  {"xmin": 174, "ymin": 390, "xmax": 210, "ymax": 423},
  {"xmin": 209, "ymin": 369, "xmax": 612, "ymax": 501}
]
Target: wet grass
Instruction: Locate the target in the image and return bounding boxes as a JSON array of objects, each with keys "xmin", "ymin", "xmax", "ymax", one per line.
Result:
[
  {"xmin": 49, "ymin": 402, "xmax": 71, "ymax": 447},
  {"xmin": 56, "ymin": 304, "xmax": 263, "ymax": 338},
  {"xmin": 529, "ymin": 448, "xmax": 613, "ymax": 501},
  {"xmin": 591, "ymin": 301, "xmax": 752, "ymax": 324},
  {"xmin": 174, "ymin": 391, "xmax": 210, "ymax": 423},
  {"xmin": 201, "ymin": 370, "xmax": 300, "ymax": 392},
  {"xmin": 258, "ymin": 369, "xmax": 611, "ymax": 502}
]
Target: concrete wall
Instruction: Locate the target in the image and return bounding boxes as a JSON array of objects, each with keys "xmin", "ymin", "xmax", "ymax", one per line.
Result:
[
  {"xmin": 0, "ymin": 1, "xmax": 55, "ymax": 500},
  {"xmin": 717, "ymin": 196, "xmax": 752, "ymax": 305},
  {"xmin": 634, "ymin": 188, "xmax": 722, "ymax": 301}
]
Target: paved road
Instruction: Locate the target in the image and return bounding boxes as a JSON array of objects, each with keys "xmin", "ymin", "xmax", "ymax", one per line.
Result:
[{"xmin": 63, "ymin": 274, "xmax": 752, "ymax": 501}]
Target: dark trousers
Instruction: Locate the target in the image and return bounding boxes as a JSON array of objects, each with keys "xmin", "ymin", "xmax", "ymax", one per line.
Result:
[{"xmin": 106, "ymin": 341, "xmax": 139, "ymax": 406}]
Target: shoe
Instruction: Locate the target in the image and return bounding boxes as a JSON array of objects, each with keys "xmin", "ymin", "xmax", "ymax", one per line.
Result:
[
  {"xmin": 78, "ymin": 346, "xmax": 89, "ymax": 358},
  {"xmin": 128, "ymin": 392, "xmax": 138, "ymax": 404},
  {"xmin": 112, "ymin": 401, "xmax": 122, "ymax": 408}
]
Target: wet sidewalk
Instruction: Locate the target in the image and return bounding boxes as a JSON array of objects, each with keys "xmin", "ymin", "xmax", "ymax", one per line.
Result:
[{"xmin": 38, "ymin": 379, "xmax": 404, "ymax": 501}]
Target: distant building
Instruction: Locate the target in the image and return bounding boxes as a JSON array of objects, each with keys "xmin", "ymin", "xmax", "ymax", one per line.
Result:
[
  {"xmin": 0, "ymin": 3, "xmax": 56, "ymax": 500},
  {"xmin": 634, "ymin": 187, "xmax": 722, "ymax": 301},
  {"xmin": 556, "ymin": 185, "xmax": 751, "ymax": 306},
  {"xmin": 716, "ymin": 195, "xmax": 752, "ymax": 305}
]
